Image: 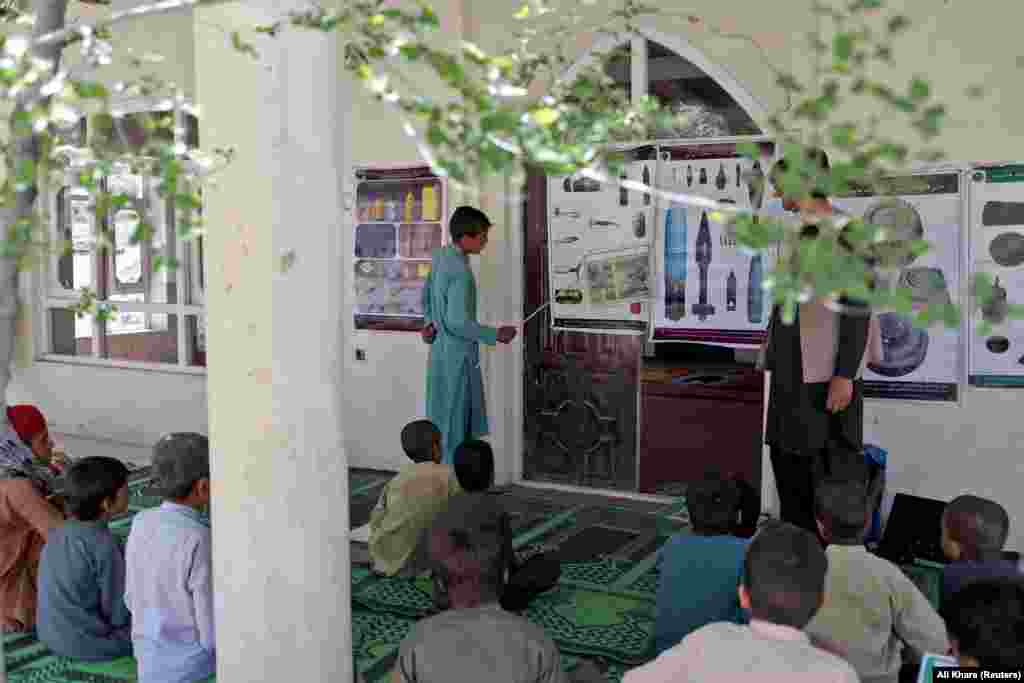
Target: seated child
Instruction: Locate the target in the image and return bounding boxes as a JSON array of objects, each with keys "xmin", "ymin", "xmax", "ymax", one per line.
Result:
[
  {"xmin": 624, "ymin": 521, "xmax": 859, "ymax": 682},
  {"xmin": 806, "ymin": 477, "xmax": 948, "ymax": 683},
  {"xmin": 938, "ymin": 578, "xmax": 1024, "ymax": 670},
  {"xmin": 0, "ymin": 420, "xmax": 64, "ymax": 632},
  {"xmin": 37, "ymin": 457, "xmax": 132, "ymax": 660},
  {"xmin": 430, "ymin": 440, "xmax": 560, "ymax": 613},
  {"xmin": 125, "ymin": 433, "xmax": 214, "ymax": 683},
  {"xmin": 652, "ymin": 473, "xmax": 749, "ymax": 656},
  {"xmin": 369, "ymin": 420, "xmax": 462, "ymax": 577},
  {"xmin": 941, "ymin": 495, "xmax": 1021, "ymax": 603},
  {"xmin": 8, "ymin": 405, "xmax": 72, "ymax": 481},
  {"xmin": 393, "ymin": 485, "xmax": 565, "ymax": 683}
]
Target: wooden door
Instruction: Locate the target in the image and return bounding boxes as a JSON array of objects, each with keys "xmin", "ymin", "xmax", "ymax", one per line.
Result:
[{"xmin": 522, "ymin": 172, "xmax": 642, "ymax": 491}]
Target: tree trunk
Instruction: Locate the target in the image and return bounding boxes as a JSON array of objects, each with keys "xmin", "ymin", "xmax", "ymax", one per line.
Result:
[{"xmin": 0, "ymin": 0, "xmax": 70, "ymax": 421}]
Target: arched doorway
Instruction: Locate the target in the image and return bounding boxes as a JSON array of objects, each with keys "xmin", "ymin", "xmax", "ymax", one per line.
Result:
[{"xmin": 521, "ymin": 30, "xmax": 767, "ymax": 493}]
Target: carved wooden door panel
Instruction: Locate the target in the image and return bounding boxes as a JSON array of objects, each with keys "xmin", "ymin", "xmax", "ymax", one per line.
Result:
[{"xmin": 522, "ymin": 172, "xmax": 641, "ymax": 491}]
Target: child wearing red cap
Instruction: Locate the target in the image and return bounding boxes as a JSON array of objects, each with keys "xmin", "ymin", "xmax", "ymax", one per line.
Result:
[
  {"xmin": 7, "ymin": 405, "xmax": 70, "ymax": 477},
  {"xmin": 0, "ymin": 406, "xmax": 65, "ymax": 632}
]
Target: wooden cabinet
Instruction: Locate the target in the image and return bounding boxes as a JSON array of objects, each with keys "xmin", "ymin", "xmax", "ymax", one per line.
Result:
[{"xmin": 639, "ymin": 368, "xmax": 763, "ymax": 499}]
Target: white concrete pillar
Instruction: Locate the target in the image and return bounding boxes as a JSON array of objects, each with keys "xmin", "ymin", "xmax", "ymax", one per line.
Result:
[{"xmin": 196, "ymin": 3, "xmax": 350, "ymax": 682}]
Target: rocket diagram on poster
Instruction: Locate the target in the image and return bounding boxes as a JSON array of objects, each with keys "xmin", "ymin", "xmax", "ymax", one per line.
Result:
[
  {"xmin": 651, "ymin": 145, "xmax": 778, "ymax": 347},
  {"xmin": 967, "ymin": 165, "xmax": 1024, "ymax": 386},
  {"xmin": 547, "ymin": 159, "xmax": 655, "ymax": 333}
]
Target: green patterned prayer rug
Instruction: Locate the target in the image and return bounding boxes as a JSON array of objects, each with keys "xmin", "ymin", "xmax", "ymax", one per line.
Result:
[{"xmin": 5, "ymin": 470, "xmax": 677, "ymax": 683}]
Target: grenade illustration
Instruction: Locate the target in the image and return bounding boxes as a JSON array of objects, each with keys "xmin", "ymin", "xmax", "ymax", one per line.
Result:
[{"xmin": 715, "ymin": 163, "xmax": 727, "ymax": 191}]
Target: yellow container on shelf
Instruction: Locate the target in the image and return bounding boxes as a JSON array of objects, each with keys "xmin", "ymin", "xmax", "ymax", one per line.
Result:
[
  {"xmin": 404, "ymin": 190, "xmax": 416, "ymax": 222},
  {"xmin": 422, "ymin": 185, "xmax": 438, "ymax": 221}
]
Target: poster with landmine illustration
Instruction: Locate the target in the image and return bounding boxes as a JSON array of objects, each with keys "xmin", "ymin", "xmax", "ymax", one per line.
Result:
[
  {"xmin": 967, "ymin": 164, "xmax": 1024, "ymax": 386},
  {"xmin": 832, "ymin": 170, "xmax": 963, "ymax": 402}
]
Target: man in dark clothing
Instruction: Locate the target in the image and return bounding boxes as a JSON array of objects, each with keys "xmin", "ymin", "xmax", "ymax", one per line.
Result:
[{"xmin": 761, "ymin": 148, "xmax": 879, "ymax": 536}]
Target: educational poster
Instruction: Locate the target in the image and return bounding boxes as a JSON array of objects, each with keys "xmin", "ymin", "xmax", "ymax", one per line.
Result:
[
  {"xmin": 967, "ymin": 164, "xmax": 1024, "ymax": 386},
  {"xmin": 352, "ymin": 173, "xmax": 444, "ymax": 330},
  {"xmin": 547, "ymin": 159, "xmax": 654, "ymax": 333},
  {"xmin": 651, "ymin": 143, "xmax": 777, "ymax": 346},
  {"xmin": 833, "ymin": 171, "xmax": 963, "ymax": 401}
]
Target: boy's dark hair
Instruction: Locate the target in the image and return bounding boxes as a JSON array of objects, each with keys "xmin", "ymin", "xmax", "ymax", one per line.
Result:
[
  {"xmin": 401, "ymin": 420, "xmax": 440, "ymax": 463},
  {"xmin": 152, "ymin": 432, "xmax": 210, "ymax": 500},
  {"xmin": 770, "ymin": 147, "xmax": 830, "ymax": 201},
  {"xmin": 942, "ymin": 579, "xmax": 1024, "ymax": 669},
  {"xmin": 815, "ymin": 478, "xmax": 869, "ymax": 543},
  {"xmin": 453, "ymin": 440, "xmax": 494, "ymax": 492},
  {"xmin": 64, "ymin": 456, "xmax": 130, "ymax": 521},
  {"xmin": 449, "ymin": 206, "xmax": 491, "ymax": 242},
  {"xmin": 743, "ymin": 521, "xmax": 827, "ymax": 629},
  {"xmin": 686, "ymin": 473, "xmax": 741, "ymax": 535},
  {"xmin": 944, "ymin": 495, "xmax": 1010, "ymax": 561},
  {"xmin": 428, "ymin": 496, "xmax": 507, "ymax": 605}
]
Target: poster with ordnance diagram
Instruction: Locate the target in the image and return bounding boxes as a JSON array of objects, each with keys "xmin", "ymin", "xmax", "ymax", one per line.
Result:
[
  {"xmin": 967, "ymin": 164, "xmax": 1024, "ymax": 387},
  {"xmin": 832, "ymin": 171, "xmax": 963, "ymax": 402},
  {"xmin": 548, "ymin": 158, "xmax": 655, "ymax": 333},
  {"xmin": 651, "ymin": 142, "xmax": 778, "ymax": 346}
]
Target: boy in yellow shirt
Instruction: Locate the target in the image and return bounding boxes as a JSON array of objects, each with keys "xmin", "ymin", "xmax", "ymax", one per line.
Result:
[{"xmin": 369, "ymin": 421, "xmax": 461, "ymax": 577}]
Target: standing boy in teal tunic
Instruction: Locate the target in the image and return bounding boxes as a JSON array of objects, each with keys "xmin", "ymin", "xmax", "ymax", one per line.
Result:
[{"xmin": 422, "ymin": 207, "xmax": 517, "ymax": 464}]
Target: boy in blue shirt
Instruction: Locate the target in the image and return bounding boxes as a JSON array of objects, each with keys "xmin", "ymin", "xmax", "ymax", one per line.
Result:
[
  {"xmin": 37, "ymin": 456, "xmax": 132, "ymax": 660},
  {"xmin": 653, "ymin": 473, "xmax": 748, "ymax": 655}
]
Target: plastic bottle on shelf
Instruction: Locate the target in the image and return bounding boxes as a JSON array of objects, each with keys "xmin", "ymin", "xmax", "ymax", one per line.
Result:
[
  {"xmin": 384, "ymin": 195, "xmax": 398, "ymax": 221},
  {"xmin": 373, "ymin": 195, "xmax": 386, "ymax": 221},
  {"xmin": 422, "ymin": 185, "xmax": 438, "ymax": 221},
  {"xmin": 404, "ymin": 190, "xmax": 416, "ymax": 222}
]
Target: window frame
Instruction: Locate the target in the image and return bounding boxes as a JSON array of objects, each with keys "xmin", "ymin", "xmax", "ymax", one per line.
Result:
[{"xmin": 38, "ymin": 96, "xmax": 206, "ymax": 374}]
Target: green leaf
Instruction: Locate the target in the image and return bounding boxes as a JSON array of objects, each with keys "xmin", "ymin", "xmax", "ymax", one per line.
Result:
[
  {"xmin": 736, "ymin": 142, "xmax": 761, "ymax": 159},
  {"xmin": 152, "ymin": 254, "xmax": 179, "ymax": 273},
  {"xmin": 833, "ymin": 33, "xmax": 854, "ymax": 61},
  {"xmin": 909, "ymin": 77, "xmax": 930, "ymax": 101},
  {"xmin": 398, "ymin": 45, "xmax": 423, "ymax": 60},
  {"xmin": 830, "ymin": 124, "xmax": 857, "ymax": 148},
  {"xmin": 481, "ymin": 110, "xmax": 520, "ymax": 132},
  {"xmin": 73, "ymin": 81, "xmax": 109, "ymax": 99},
  {"xmin": 230, "ymin": 31, "xmax": 260, "ymax": 59},
  {"xmin": 514, "ymin": 3, "xmax": 530, "ymax": 19},
  {"xmin": 417, "ymin": 4, "xmax": 440, "ymax": 29},
  {"xmin": 530, "ymin": 107, "xmax": 560, "ymax": 126}
]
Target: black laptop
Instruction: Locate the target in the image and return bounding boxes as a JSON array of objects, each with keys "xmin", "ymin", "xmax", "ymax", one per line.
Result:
[{"xmin": 874, "ymin": 493, "xmax": 949, "ymax": 566}]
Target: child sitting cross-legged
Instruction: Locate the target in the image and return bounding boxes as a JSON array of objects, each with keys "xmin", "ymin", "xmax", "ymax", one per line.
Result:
[
  {"xmin": 369, "ymin": 420, "xmax": 462, "ymax": 577},
  {"xmin": 125, "ymin": 433, "xmax": 214, "ymax": 683},
  {"xmin": 652, "ymin": 472, "xmax": 750, "ymax": 656},
  {"xmin": 941, "ymin": 495, "xmax": 1022, "ymax": 604},
  {"xmin": 37, "ymin": 456, "xmax": 132, "ymax": 661},
  {"xmin": 805, "ymin": 477, "xmax": 948, "ymax": 683},
  {"xmin": 624, "ymin": 521, "xmax": 859, "ymax": 682}
]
